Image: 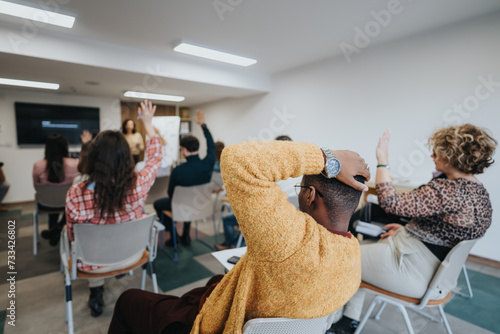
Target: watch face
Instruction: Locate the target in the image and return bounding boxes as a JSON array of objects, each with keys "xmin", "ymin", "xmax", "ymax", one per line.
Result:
[{"xmin": 326, "ymin": 158, "xmax": 341, "ymax": 177}]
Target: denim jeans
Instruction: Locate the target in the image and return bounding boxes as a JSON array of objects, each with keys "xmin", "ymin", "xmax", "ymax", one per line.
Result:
[{"xmin": 223, "ymin": 214, "xmax": 241, "ymax": 246}]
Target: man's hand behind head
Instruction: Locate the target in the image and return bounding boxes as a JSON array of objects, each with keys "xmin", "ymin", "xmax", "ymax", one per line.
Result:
[{"xmin": 332, "ymin": 150, "xmax": 370, "ymax": 191}]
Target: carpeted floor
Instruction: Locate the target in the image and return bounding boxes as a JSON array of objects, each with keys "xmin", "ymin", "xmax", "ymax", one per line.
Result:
[
  {"xmin": 444, "ymin": 269, "xmax": 500, "ymax": 333},
  {"xmin": 153, "ymin": 234, "xmax": 223, "ymax": 292}
]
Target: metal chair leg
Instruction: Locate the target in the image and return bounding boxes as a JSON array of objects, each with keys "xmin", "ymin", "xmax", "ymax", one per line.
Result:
[{"xmin": 453, "ymin": 265, "xmax": 473, "ymax": 298}]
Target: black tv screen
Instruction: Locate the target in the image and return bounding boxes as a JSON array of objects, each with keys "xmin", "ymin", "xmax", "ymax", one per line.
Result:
[{"xmin": 15, "ymin": 102, "xmax": 100, "ymax": 146}]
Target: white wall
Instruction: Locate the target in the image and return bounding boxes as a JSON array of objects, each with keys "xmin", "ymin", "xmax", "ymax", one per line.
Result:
[
  {"xmin": 0, "ymin": 89, "xmax": 121, "ymax": 203},
  {"xmin": 195, "ymin": 13, "xmax": 500, "ymax": 261}
]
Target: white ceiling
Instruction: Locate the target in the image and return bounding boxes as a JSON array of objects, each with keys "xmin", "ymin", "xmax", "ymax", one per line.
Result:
[{"xmin": 1, "ymin": 0, "xmax": 500, "ymax": 106}]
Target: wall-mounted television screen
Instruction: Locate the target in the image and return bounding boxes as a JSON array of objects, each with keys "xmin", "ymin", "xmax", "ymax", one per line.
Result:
[{"xmin": 15, "ymin": 102, "xmax": 100, "ymax": 146}]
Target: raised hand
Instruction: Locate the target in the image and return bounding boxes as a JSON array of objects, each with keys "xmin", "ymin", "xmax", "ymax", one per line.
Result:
[
  {"xmin": 138, "ymin": 100, "xmax": 157, "ymax": 137},
  {"xmin": 332, "ymin": 150, "xmax": 370, "ymax": 191},
  {"xmin": 376, "ymin": 129, "xmax": 390, "ymax": 165},
  {"xmin": 80, "ymin": 130, "xmax": 92, "ymax": 144},
  {"xmin": 193, "ymin": 109, "xmax": 205, "ymax": 126}
]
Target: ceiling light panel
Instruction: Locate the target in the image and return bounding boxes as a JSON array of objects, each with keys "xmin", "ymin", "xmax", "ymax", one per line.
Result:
[
  {"xmin": 124, "ymin": 91, "xmax": 185, "ymax": 102},
  {"xmin": 0, "ymin": 0, "xmax": 75, "ymax": 28},
  {"xmin": 0, "ymin": 77, "xmax": 59, "ymax": 90},
  {"xmin": 174, "ymin": 42, "xmax": 257, "ymax": 67}
]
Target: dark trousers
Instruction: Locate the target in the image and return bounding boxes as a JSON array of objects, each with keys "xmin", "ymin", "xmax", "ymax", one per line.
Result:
[
  {"xmin": 37, "ymin": 204, "xmax": 66, "ymax": 229},
  {"xmin": 108, "ymin": 275, "xmax": 223, "ymax": 334},
  {"xmin": 154, "ymin": 197, "xmax": 190, "ymax": 237}
]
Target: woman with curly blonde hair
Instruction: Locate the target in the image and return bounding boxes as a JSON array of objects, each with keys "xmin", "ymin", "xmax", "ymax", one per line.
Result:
[{"xmin": 330, "ymin": 124, "xmax": 497, "ymax": 334}]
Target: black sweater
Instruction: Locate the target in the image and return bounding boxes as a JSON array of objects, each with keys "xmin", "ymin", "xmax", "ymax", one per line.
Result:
[{"xmin": 167, "ymin": 124, "xmax": 215, "ymax": 198}]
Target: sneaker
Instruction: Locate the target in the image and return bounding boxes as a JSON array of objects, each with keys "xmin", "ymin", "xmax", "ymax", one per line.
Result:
[{"xmin": 180, "ymin": 234, "xmax": 191, "ymax": 246}]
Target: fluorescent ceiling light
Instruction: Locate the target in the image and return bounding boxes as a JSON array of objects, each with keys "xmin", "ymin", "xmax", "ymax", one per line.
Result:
[
  {"xmin": 174, "ymin": 42, "xmax": 257, "ymax": 67},
  {"xmin": 124, "ymin": 91, "xmax": 185, "ymax": 102},
  {"xmin": 0, "ymin": 0, "xmax": 75, "ymax": 28},
  {"xmin": 0, "ymin": 78, "xmax": 59, "ymax": 90}
]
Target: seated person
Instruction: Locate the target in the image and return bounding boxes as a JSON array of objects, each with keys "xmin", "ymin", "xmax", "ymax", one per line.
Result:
[
  {"xmin": 153, "ymin": 110, "xmax": 215, "ymax": 246},
  {"xmin": 108, "ymin": 140, "xmax": 370, "ymax": 334},
  {"xmin": 33, "ymin": 133, "xmax": 79, "ymax": 245},
  {"xmin": 0, "ymin": 162, "xmax": 9, "ymax": 212},
  {"xmin": 329, "ymin": 124, "xmax": 496, "ymax": 334},
  {"xmin": 210, "ymin": 140, "xmax": 225, "ymax": 189},
  {"xmin": 65, "ymin": 100, "xmax": 161, "ymax": 317}
]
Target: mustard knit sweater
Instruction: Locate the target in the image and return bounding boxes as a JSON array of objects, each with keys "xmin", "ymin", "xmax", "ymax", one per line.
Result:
[{"xmin": 191, "ymin": 141, "xmax": 361, "ymax": 334}]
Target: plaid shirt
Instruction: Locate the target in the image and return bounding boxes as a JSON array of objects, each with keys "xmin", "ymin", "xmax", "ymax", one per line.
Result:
[{"xmin": 66, "ymin": 135, "xmax": 162, "ymax": 272}]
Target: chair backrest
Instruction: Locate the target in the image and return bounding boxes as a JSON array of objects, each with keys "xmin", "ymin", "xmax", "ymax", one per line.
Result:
[
  {"xmin": 171, "ymin": 183, "xmax": 215, "ymax": 221},
  {"xmin": 34, "ymin": 184, "xmax": 72, "ymax": 207},
  {"xmin": 421, "ymin": 238, "xmax": 478, "ymax": 305},
  {"xmin": 243, "ymin": 314, "xmax": 331, "ymax": 334},
  {"xmin": 72, "ymin": 214, "xmax": 155, "ymax": 266},
  {"xmin": 145, "ymin": 176, "xmax": 170, "ymax": 205}
]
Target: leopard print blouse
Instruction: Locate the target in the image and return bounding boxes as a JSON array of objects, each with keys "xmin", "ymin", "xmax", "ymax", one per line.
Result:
[{"xmin": 376, "ymin": 179, "xmax": 492, "ymax": 248}]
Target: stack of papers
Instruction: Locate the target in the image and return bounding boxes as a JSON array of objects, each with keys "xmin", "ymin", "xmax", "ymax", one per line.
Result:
[{"xmin": 355, "ymin": 220, "xmax": 386, "ymax": 237}]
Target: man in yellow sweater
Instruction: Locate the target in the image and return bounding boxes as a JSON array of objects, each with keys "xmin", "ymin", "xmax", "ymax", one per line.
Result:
[{"xmin": 108, "ymin": 141, "xmax": 370, "ymax": 334}]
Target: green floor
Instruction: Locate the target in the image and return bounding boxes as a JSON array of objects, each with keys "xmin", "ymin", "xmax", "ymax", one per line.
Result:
[
  {"xmin": 444, "ymin": 269, "xmax": 500, "ymax": 333},
  {"xmin": 153, "ymin": 234, "xmax": 222, "ymax": 292}
]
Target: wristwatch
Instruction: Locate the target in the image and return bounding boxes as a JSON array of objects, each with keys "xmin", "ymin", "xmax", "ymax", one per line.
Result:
[{"xmin": 321, "ymin": 147, "xmax": 341, "ymax": 178}]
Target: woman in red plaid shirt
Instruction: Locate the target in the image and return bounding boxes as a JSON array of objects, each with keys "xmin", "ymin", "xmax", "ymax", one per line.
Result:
[{"xmin": 65, "ymin": 100, "xmax": 162, "ymax": 317}]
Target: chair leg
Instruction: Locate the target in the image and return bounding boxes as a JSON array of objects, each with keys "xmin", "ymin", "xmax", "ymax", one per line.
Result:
[
  {"xmin": 354, "ymin": 298, "xmax": 380, "ymax": 334},
  {"xmin": 438, "ymin": 305, "xmax": 453, "ymax": 334},
  {"xmin": 395, "ymin": 303, "xmax": 415, "ymax": 334},
  {"xmin": 212, "ymin": 213, "xmax": 218, "ymax": 243},
  {"xmin": 159, "ymin": 214, "xmax": 178, "ymax": 263},
  {"xmin": 148, "ymin": 260, "xmax": 159, "ymax": 293},
  {"xmin": 141, "ymin": 264, "xmax": 147, "ymax": 290},
  {"xmin": 374, "ymin": 301, "xmax": 387, "ymax": 320},
  {"xmin": 64, "ymin": 271, "xmax": 74, "ymax": 334},
  {"xmin": 453, "ymin": 265, "xmax": 473, "ymax": 298},
  {"xmin": 195, "ymin": 219, "xmax": 216, "ymax": 250},
  {"xmin": 236, "ymin": 231, "xmax": 244, "ymax": 248},
  {"xmin": 33, "ymin": 212, "xmax": 39, "ymax": 256}
]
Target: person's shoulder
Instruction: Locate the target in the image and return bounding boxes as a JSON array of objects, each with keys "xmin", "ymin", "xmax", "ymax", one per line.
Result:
[
  {"xmin": 67, "ymin": 181, "xmax": 85, "ymax": 197},
  {"xmin": 64, "ymin": 157, "xmax": 79, "ymax": 166},
  {"xmin": 33, "ymin": 159, "xmax": 46, "ymax": 168}
]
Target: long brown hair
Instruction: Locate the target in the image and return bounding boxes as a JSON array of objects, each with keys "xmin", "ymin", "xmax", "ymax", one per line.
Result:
[{"xmin": 84, "ymin": 130, "xmax": 136, "ymax": 215}]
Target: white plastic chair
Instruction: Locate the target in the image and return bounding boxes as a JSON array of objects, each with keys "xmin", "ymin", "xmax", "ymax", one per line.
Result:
[
  {"xmin": 354, "ymin": 238, "xmax": 479, "ymax": 334},
  {"xmin": 145, "ymin": 176, "xmax": 170, "ymax": 205},
  {"xmin": 161, "ymin": 183, "xmax": 218, "ymax": 262},
  {"xmin": 243, "ymin": 309, "xmax": 341, "ymax": 334},
  {"xmin": 361, "ymin": 194, "xmax": 474, "ymax": 299},
  {"xmin": 59, "ymin": 214, "xmax": 161, "ymax": 334},
  {"xmin": 33, "ymin": 184, "xmax": 72, "ymax": 255}
]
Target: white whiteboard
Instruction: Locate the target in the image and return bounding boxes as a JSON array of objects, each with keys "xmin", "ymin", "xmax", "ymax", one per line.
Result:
[{"xmin": 151, "ymin": 116, "xmax": 180, "ymax": 163}]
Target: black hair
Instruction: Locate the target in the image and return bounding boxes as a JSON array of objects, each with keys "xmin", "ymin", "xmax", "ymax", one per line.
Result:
[
  {"xmin": 275, "ymin": 135, "xmax": 292, "ymax": 141},
  {"xmin": 44, "ymin": 134, "xmax": 69, "ymax": 183},
  {"xmin": 302, "ymin": 174, "xmax": 365, "ymax": 221},
  {"xmin": 180, "ymin": 135, "xmax": 200, "ymax": 153}
]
